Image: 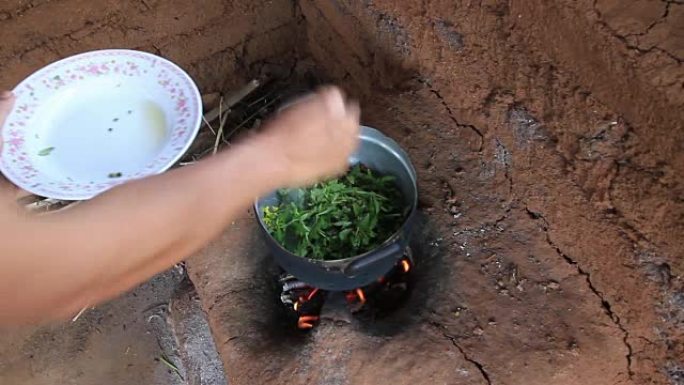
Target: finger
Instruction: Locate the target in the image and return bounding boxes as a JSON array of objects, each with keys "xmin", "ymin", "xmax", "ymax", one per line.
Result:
[
  {"xmin": 277, "ymin": 93, "xmax": 316, "ymax": 114},
  {"xmin": 0, "ymin": 91, "xmax": 16, "ymax": 128},
  {"xmin": 0, "ymin": 90, "xmax": 13, "ymax": 100},
  {"xmin": 345, "ymin": 100, "xmax": 361, "ymax": 123},
  {"xmin": 278, "ymin": 84, "xmax": 344, "ymax": 114},
  {"xmin": 316, "ymin": 85, "xmax": 346, "ymax": 100},
  {"xmin": 318, "ymin": 86, "xmax": 346, "ymax": 119},
  {"xmin": 0, "ymin": 92, "xmax": 21, "ymax": 200}
]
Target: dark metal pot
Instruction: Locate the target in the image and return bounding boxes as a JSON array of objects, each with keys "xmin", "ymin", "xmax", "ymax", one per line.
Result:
[{"xmin": 255, "ymin": 126, "xmax": 418, "ymax": 291}]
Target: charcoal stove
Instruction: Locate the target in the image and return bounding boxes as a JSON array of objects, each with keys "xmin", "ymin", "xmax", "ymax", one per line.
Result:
[
  {"xmin": 255, "ymin": 125, "xmax": 418, "ymax": 329},
  {"xmin": 279, "ymin": 247, "xmax": 415, "ymax": 330}
]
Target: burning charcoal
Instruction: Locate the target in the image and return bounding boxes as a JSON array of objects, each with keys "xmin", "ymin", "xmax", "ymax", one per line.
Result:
[
  {"xmin": 297, "ymin": 315, "xmax": 319, "ymax": 329},
  {"xmin": 275, "ymin": 247, "xmax": 417, "ymax": 330}
]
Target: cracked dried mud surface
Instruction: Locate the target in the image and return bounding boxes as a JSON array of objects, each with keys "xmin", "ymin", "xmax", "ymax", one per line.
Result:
[{"xmin": 1, "ymin": 0, "xmax": 682, "ymax": 384}]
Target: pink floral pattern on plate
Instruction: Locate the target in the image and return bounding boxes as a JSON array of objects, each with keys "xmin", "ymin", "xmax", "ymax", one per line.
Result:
[{"xmin": 0, "ymin": 50, "xmax": 202, "ymax": 200}]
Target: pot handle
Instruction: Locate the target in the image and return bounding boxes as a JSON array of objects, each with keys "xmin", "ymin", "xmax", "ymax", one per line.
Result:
[{"xmin": 343, "ymin": 242, "xmax": 403, "ymax": 277}]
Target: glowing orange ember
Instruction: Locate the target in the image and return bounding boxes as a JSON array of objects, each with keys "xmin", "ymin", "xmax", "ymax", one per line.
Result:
[
  {"xmin": 297, "ymin": 315, "xmax": 320, "ymax": 329},
  {"xmin": 355, "ymin": 288, "xmax": 366, "ymax": 304},
  {"xmin": 306, "ymin": 288, "xmax": 319, "ymax": 301},
  {"xmin": 401, "ymin": 259, "xmax": 411, "ymax": 273}
]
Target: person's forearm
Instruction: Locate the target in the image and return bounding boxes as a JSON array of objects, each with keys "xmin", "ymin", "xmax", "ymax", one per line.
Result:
[
  {"xmin": 0, "ymin": 85, "xmax": 360, "ymax": 325},
  {"xmin": 0, "ymin": 138, "xmax": 287, "ymax": 324}
]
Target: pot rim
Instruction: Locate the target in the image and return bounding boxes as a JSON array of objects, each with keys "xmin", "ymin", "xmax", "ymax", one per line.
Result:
[{"xmin": 254, "ymin": 125, "xmax": 418, "ymax": 269}]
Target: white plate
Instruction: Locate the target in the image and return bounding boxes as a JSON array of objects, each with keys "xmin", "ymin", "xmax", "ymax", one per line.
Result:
[{"xmin": 0, "ymin": 49, "xmax": 202, "ymax": 200}]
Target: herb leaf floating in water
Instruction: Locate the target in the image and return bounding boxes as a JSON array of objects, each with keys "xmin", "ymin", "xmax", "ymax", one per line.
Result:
[
  {"xmin": 263, "ymin": 165, "xmax": 407, "ymax": 261},
  {"xmin": 38, "ymin": 147, "xmax": 55, "ymax": 156},
  {"xmin": 108, "ymin": 172, "xmax": 123, "ymax": 178}
]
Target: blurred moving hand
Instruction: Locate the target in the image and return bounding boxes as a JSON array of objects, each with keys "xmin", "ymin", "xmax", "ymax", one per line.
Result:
[{"xmin": 0, "ymin": 86, "xmax": 360, "ymax": 325}]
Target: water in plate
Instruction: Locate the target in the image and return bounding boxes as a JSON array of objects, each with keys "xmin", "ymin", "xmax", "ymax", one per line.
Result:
[{"xmin": 31, "ymin": 79, "xmax": 169, "ymax": 183}]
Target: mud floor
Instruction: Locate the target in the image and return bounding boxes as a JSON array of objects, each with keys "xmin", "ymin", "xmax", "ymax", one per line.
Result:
[
  {"xmin": 0, "ymin": 269, "xmax": 226, "ymax": 385},
  {"xmin": 0, "ymin": 1, "xmax": 682, "ymax": 385}
]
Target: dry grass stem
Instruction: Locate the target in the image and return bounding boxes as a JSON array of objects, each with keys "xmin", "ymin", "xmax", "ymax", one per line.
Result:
[
  {"xmin": 212, "ymin": 97, "xmax": 227, "ymax": 155},
  {"xmin": 159, "ymin": 355, "xmax": 184, "ymax": 381},
  {"xmin": 71, "ymin": 306, "xmax": 89, "ymax": 322},
  {"xmin": 202, "ymin": 115, "xmax": 216, "ymax": 135},
  {"xmin": 224, "ymin": 79, "xmax": 260, "ymax": 108},
  {"xmin": 223, "ymin": 96, "xmax": 280, "ymax": 141},
  {"xmin": 24, "ymin": 198, "xmax": 74, "ymax": 212},
  {"xmin": 203, "ymin": 79, "xmax": 260, "ymax": 125}
]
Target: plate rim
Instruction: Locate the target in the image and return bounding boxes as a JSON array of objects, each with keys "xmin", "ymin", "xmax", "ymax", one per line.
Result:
[{"xmin": 0, "ymin": 48, "xmax": 203, "ymax": 201}]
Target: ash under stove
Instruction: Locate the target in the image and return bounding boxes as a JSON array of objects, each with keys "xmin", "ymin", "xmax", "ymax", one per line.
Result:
[{"xmin": 278, "ymin": 247, "xmax": 415, "ymax": 330}]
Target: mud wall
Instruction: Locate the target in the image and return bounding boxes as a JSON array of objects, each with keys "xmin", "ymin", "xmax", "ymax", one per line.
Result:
[
  {"xmin": 299, "ymin": 0, "xmax": 683, "ymax": 384},
  {"xmin": 0, "ymin": 0, "xmax": 299, "ymax": 92},
  {"xmin": 0, "ymin": 0, "xmax": 682, "ymax": 384}
]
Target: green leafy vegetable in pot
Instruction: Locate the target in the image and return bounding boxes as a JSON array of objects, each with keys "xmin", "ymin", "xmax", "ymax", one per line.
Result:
[{"xmin": 263, "ymin": 164, "xmax": 408, "ymax": 261}]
